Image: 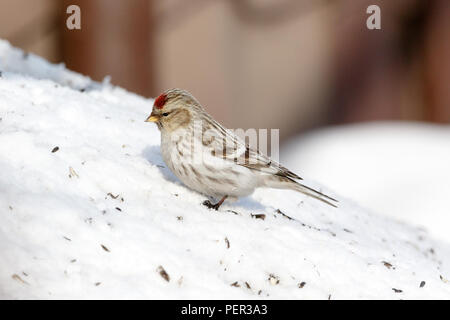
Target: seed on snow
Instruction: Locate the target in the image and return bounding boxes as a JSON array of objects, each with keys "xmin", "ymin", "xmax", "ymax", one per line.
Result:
[
  {"xmin": 224, "ymin": 237, "xmax": 230, "ymax": 249},
  {"xmin": 69, "ymin": 166, "xmax": 79, "ymax": 178},
  {"xmin": 268, "ymin": 274, "xmax": 280, "ymax": 285},
  {"xmin": 157, "ymin": 266, "xmax": 170, "ymax": 282},
  {"xmin": 251, "ymin": 213, "xmax": 266, "ymax": 220}
]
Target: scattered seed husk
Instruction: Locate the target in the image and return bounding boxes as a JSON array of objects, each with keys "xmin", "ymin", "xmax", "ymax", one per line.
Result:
[
  {"xmin": 382, "ymin": 261, "xmax": 393, "ymax": 269},
  {"xmin": 101, "ymin": 244, "xmax": 110, "ymax": 252},
  {"xmin": 51, "ymin": 146, "xmax": 59, "ymax": 153},
  {"xmin": 275, "ymin": 209, "xmax": 294, "ymax": 220},
  {"xmin": 69, "ymin": 166, "xmax": 79, "ymax": 178},
  {"xmin": 251, "ymin": 214, "xmax": 266, "ymax": 220},
  {"xmin": 157, "ymin": 266, "xmax": 170, "ymax": 282},
  {"xmin": 107, "ymin": 193, "xmax": 119, "ymax": 199},
  {"xmin": 298, "ymin": 282, "xmax": 306, "ymax": 288},
  {"xmin": 225, "ymin": 237, "xmax": 230, "ymax": 249},
  {"xmin": 420, "ymin": 281, "xmax": 426, "ymax": 288},
  {"xmin": 12, "ymin": 274, "xmax": 28, "ymax": 285},
  {"xmin": 268, "ymin": 274, "xmax": 280, "ymax": 285},
  {"xmin": 392, "ymin": 288, "xmax": 402, "ymax": 293},
  {"xmin": 230, "ymin": 281, "xmax": 240, "ymax": 287}
]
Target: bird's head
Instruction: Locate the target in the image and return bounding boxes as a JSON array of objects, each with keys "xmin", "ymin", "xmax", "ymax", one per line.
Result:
[{"xmin": 145, "ymin": 88, "xmax": 202, "ymax": 131}]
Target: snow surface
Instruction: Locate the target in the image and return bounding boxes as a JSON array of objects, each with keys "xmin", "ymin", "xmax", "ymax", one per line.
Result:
[
  {"xmin": 1, "ymin": 40, "xmax": 450, "ymax": 299},
  {"xmin": 283, "ymin": 123, "xmax": 450, "ymax": 244}
]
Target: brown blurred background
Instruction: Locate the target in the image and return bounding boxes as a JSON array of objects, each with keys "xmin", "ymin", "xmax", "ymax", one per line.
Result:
[{"xmin": 1, "ymin": 0, "xmax": 449, "ymax": 142}]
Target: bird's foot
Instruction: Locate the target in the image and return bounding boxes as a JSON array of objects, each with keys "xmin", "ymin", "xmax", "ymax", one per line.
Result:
[
  {"xmin": 202, "ymin": 195, "xmax": 228, "ymax": 211},
  {"xmin": 202, "ymin": 200, "xmax": 221, "ymax": 211}
]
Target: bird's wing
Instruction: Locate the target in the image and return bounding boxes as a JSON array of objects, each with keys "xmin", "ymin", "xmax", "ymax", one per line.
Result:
[
  {"xmin": 201, "ymin": 114, "xmax": 302, "ymax": 180},
  {"xmin": 237, "ymin": 146, "xmax": 303, "ymax": 180},
  {"xmin": 201, "ymin": 115, "xmax": 338, "ymax": 205}
]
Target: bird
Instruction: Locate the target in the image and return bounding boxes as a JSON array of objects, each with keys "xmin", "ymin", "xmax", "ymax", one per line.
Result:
[{"xmin": 145, "ymin": 88, "xmax": 338, "ymax": 210}]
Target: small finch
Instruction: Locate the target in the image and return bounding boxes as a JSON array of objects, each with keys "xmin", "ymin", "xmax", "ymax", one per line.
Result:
[{"xmin": 145, "ymin": 88, "xmax": 337, "ymax": 210}]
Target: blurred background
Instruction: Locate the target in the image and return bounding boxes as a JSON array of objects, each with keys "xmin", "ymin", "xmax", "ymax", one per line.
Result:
[
  {"xmin": 2, "ymin": 0, "xmax": 449, "ymax": 136},
  {"xmin": 1, "ymin": 0, "xmax": 449, "ymax": 241}
]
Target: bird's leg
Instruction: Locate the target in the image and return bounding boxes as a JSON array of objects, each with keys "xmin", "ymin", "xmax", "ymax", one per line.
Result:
[{"xmin": 203, "ymin": 195, "xmax": 228, "ymax": 211}]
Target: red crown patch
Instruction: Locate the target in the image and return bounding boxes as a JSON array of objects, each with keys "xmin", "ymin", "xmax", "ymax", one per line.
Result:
[{"xmin": 154, "ymin": 93, "xmax": 167, "ymax": 109}]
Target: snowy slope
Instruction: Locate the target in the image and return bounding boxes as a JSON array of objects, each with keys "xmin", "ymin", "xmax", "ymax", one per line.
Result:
[
  {"xmin": 1, "ymin": 40, "xmax": 450, "ymax": 299},
  {"xmin": 282, "ymin": 123, "xmax": 450, "ymax": 244}
]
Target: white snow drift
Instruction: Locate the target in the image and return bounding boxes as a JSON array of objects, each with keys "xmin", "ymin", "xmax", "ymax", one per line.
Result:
[
  {"xmin": 1, "ymin": 40, "xmax": 450, "ymax": 299},
  {"xmin": 282, "ymin": 123, "xmax": 450, "ymax": 244}
]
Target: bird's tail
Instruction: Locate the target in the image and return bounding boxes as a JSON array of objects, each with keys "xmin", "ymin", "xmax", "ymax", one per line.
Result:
[
  {"xmin": 291, "ymin": 182, "xmax": 338, "ymax": 208},
  {"xmin": 265, "ymin": 177, "xmax": 338, "ymax": 208}
]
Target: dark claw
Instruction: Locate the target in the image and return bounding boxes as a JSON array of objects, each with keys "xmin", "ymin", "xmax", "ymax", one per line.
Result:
[{"xmin": 202, "ymin": 200, "xmax": 220, "ymax": 210}]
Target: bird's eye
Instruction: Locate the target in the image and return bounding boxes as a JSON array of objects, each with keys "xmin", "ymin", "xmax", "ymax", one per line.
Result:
[{"xmin": 162, "ymin": 112, "xmax": 169, "ymax": 117}]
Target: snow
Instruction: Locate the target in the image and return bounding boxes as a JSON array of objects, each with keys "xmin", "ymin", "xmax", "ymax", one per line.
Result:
[
  {"xmin": 282, "ymin": 122, "xmax": 450, "ymax": 244},
  {"xmin": 1, "ymin": 39, "xmax": 450, "ymax": 299}
]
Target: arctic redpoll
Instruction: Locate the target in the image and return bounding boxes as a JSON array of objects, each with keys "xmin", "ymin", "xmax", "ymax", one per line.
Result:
[{"xmin": 145, "ymin": 88, "xmax": 337, "ymax": 210}]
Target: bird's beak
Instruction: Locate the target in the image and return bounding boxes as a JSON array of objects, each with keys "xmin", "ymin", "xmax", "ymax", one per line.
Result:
[{"xmin": 145, "ymin": 114, "xmax": 160, "ymax": 122}]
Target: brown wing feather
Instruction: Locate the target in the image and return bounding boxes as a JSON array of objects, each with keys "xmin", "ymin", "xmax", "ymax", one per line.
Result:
[
  {"xmin": 200, "ymin": 114, "xmax": 338, "ymax": 206},
  {"xmin": 201, "ymin": 114, "xmax": 303, "ymax": 180},
  {"xmin": 239, "ymin": 147, "xmax": 303, "ymax": 180}
]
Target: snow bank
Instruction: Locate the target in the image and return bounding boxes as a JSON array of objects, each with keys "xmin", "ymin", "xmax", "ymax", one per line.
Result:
[
  {"xmin": 1, "ymin": 40, "xmax": 450, "ymax": 299},
  {"xmin": 282, "ymin": 123, "xmax": 450, "ymax": 244}
]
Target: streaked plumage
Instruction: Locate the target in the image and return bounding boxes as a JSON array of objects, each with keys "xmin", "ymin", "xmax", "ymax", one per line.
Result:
[{"xmin": 145, "ymin": 88, "xmax": 338, "ymax": 209}]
